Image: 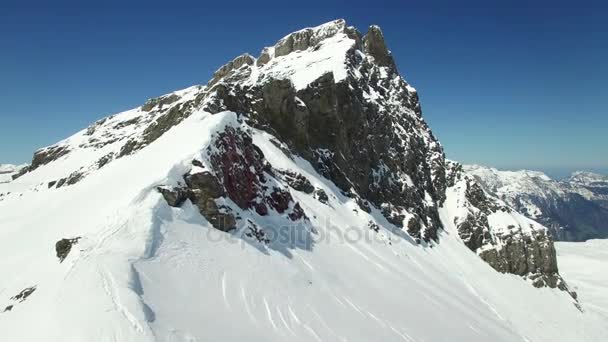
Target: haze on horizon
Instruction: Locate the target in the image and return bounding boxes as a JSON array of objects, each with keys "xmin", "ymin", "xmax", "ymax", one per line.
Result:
[{"xmin": 0, "ymin": 0, "xmax": 606, "ymax": 177}]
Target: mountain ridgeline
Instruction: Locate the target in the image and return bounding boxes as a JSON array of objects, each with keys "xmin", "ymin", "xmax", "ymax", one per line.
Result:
[
  {"xmin": 4, "ymin": 20, "xmax": 599, "ymax": 341},
  {"xmin": 7, "ymin": 19, "xmax": 574, "ymax": 295},
  {"xmin": 465, "ymin": 165, "xmax": 608, "ymax": 241}
]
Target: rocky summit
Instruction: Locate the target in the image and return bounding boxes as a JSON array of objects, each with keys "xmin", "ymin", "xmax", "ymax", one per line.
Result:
[{"xmin": 1, "ymin": 20, "xmax": 604, "ymax": 342}]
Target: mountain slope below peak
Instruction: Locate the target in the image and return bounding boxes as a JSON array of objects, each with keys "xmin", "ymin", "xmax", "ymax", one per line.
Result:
[
  {"xmin": 1, "ymin": 109, "xmax": 605, "ymax": 341},
  {"xmin": 0, "ymin": 164, "xmax": 27, "ymax": 183}
]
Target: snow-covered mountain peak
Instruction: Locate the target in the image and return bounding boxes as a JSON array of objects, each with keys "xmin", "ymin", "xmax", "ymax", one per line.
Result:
[
  {"xmin": 273, "ymin": 19, "xmax": 348, "ymax": 56},
  {"xmin": 2, "ymin": 21, "xmax": 606, "ymax": 341},
  {"xmin": 207, "ymin": 18, "xmax": 400, "ymax": 94},
  {"xmin": 465, "ymin": 164, "xmax": 552, "ymax": 182},
  {"xmin": 465, "ymin": 164, "xmax": 608, "ymax": 241},
  {"xmin": 463, "ymin": 164, "xmax": 556, "ymax": 198},
  {"xmin": 569, "ymin": 170, "xmax": 608, "ymax": 186}
]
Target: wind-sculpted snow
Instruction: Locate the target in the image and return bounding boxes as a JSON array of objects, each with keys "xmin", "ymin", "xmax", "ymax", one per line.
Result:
[{"xmin": 1, "ymin": 19, "xmax": 607, "ymax": 341}]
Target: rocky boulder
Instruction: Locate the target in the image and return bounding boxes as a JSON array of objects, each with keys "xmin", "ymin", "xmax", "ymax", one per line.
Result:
[{"xmin": 55, "ymin": 237, "xmax": 81, "ymax": 263}]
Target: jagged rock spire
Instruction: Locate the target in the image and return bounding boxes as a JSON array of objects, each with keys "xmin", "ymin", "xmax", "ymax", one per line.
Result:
[{"xmin": 363, "ymin": 25, "xmax": 395, "ymax": 68}]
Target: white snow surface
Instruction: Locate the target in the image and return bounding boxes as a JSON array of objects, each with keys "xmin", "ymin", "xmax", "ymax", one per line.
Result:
[
  {"xmin": 1, "ymin": 110, "xmax": 607, "ymax": 341},
  {"xmin": 0, "ymin": 164, "xmax": 27, "ymax": 183},
  {"xmin": 464, "ymin": 164, "xmax": 605, "ymax": 218},
  {"xmin": 235, "ymin": 19, "xmax": 355, "ymax": 90},
  {"xmin": 251, "ymin": 32, "xmax": 354, "ymax": 90},
  {"xmin": 556, "ymin": 239, "xmax": 608, "ymax": 322}
]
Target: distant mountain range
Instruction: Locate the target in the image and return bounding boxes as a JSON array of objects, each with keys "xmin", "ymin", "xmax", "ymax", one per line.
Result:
[{"xmin": 465, "ymin": 165, "xmax": 608, "ymax": 241}]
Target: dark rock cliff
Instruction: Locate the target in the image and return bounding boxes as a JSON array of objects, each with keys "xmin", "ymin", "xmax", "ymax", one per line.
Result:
[
  {"xmin": 202, "ymin": 20, "xmax": 446, "ymax": 242},
  {"xmin": 446, "ymin": 161, "xmax": 576, "ymax": 297}
]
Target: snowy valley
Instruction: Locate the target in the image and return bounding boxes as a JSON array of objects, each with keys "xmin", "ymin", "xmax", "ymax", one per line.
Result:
[{"xmin": 1, "ymin": 20, "xmax": 607, "ymax": 342}]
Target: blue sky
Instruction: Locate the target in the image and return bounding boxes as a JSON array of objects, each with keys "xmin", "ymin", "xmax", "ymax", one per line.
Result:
[{"xmin": 1, "ymin": 0, "xmax": 606, "ymax": 177}]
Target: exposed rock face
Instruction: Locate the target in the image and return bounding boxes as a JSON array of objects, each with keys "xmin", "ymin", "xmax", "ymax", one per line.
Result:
[
  {"xmin": 159, "ymin": 125, "xmax": 307, "ymax": 231},
  {"xmin": 158, "ymin": 171, "xmax": 236, "ymax": 232},
  {"xmin": 11, "ymin": 286, "xmax": 36, "ymax": 303},
  {"xmin": 186, "ymin": 171, "xmax": 237, "ymax": 232},
  {"xmin": 274, "ymin": 19, "xmax": 347, "ymax": 57},
  {"xmin": 210, "ymin": 54, "xmax": 255, "ymax": 86},
  {"xmin": 142, "ymin": 94, "xmax": 181, "ymax": 112},
  {"xmin": 11, "ymin": 146, "xmax": 68, "ymax": 180},
  {"xmin": 363, "ymin": 25, "xmax": 394, "ymax": 67},
  {"xmin": 256, "ymin": 48, "xmax": 271, "ymax": 66},
  {"xmin": 2, "ymin": 286, "xmax": 37, "ymax": 313},
  {"xmin": 30, "ymin": 146, "xmax": 71, "ymax": 171},
  {"xmin": 10, "ymin": 167, "xmax": 29, "ymax": 180},
  {"xmin": 120, "ymin": 100, "xmax": 199, "ymax": 158},
  {"xmin": 207, "ymin": 126, "xmax": 307, "ymax": 220},
  {"xmin": 55, "ymin": 238, "xmax": 80, "ymax": 263},
  {"xmin": 446, "ymin": 161, "xmax": 575, "ymax": 296},
  {"xmin": 276, "ymin": 170, "xmax": 315, "ymax": 194},
  {"xmin": 202, "ymin": 22, "xmax": 445, "ymax": 242}
]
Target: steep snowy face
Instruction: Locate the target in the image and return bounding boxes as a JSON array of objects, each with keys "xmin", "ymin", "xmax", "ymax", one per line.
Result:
[{"xmin": 465, "ymin": 165, "xmax": 608, "ymax": 241}]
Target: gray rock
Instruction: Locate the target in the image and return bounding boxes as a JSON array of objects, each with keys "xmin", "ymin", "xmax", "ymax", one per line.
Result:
[
  {"xmin": 55, "ymin": 238, "xmax": 80, "ymax": 263},
  {"xmin": 142, "ymin": 94, "xmax": 181, "ymax": 112},
  {"xmin": 209, "ymin": 53, "xmax": 254, "ymax": 86},
  {"xmin": 363, "ymin": 25, "xmax": 394, "ymax": 68},
  {"xmin": 157, "ymin": 186, "xmax": 191, "ymax": 207},
  {"xmin": 277, "ymin": 170, "xmax": 314, "ymax": 194},
  {"xmin": 314, "ymin": 189, "xmax": 329, "ymax": 204},
  {"xmin": 11, "ymin": 286, "xmax": 36, "ymax": 302},
  {"xmin": 256, "ymin": 48, "xmax": 271, "ymax": 66},
  {"xmin": 157, "ymin": 170, "xmax": 236, "ymax": 232},
  {"xmin": 274, "ymin": 19, "xmax": 346, "ymax": 57}
]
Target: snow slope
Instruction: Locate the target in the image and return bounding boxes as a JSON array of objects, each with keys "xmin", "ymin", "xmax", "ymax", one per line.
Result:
[
  {"xmin": 465, "ymin": 164, "xmax": 608, "ymax": 241},
  {"xmin": 1, "ymin": 110, "xmax": 606, "ymax": 341},
  {"xmin": 1, "ymin": 19, "xmax": 607, "ymax": 342},
  {"xmin": 556, "ymin": 240, "xmax": 608, "ymax": 322},
  {"xmin": 0, "ymin": 164, "xmax": 27, "ymax": 183}
]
